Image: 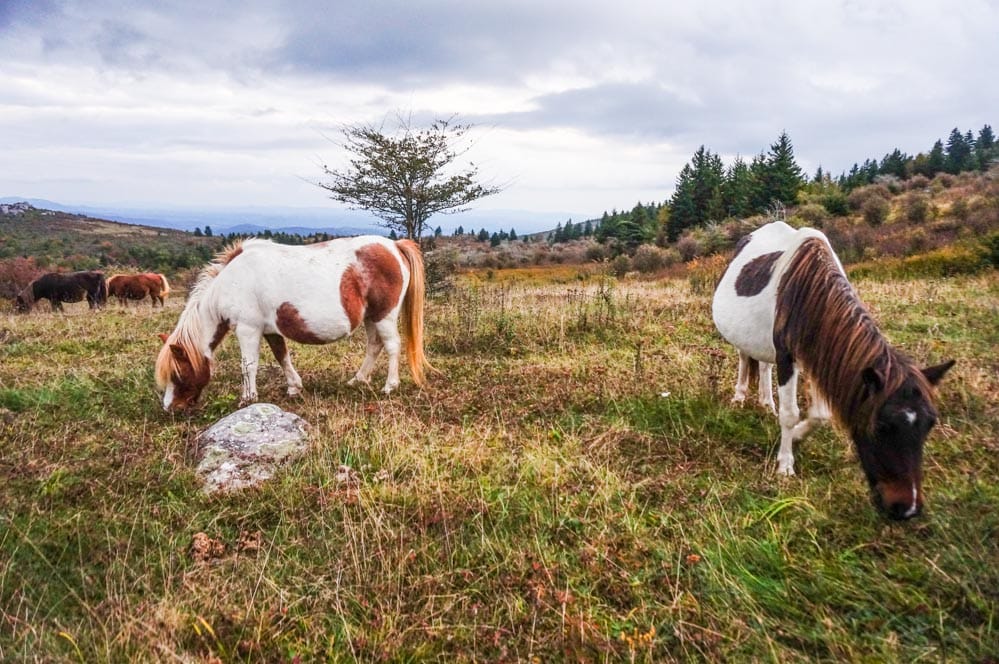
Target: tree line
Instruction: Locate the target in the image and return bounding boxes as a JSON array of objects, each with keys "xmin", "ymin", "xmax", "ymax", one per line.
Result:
[{"xmin": 576, "ymin": 123, "xmax": 996, "ymax": 253}]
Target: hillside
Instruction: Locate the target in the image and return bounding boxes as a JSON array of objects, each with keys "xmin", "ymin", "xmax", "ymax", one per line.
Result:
[{"xmin": 0, "ymin": 204, "xmax": 223, "ymax": 272}]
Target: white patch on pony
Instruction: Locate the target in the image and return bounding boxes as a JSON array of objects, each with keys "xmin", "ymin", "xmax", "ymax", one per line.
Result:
[
  {"xmin": 162, "ymin": 384, "xmax": 175, "ymax": 411},
  {"xmin": 904, "ymin": 484, "xmax": 919, "ymax": 518},
  {"xmin": 904, "ymin": 409, "xmax": 917, "ymax": 425}
]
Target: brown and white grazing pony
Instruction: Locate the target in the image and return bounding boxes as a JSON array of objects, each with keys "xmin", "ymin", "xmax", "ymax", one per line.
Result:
[
  {"xmin": 155, "ymin": 236, "xmax": 432, "ymax": 412},
  {"xmin": 108, "ymin": 272, "xmax": 171, "ymax": 307},
  {"xmin": 15, "ymin": 271, "xmax": 107, "ymax": 312},
  {"xmin": 712, "ymin": 221, "xmax": 954, "ymax": 520}
]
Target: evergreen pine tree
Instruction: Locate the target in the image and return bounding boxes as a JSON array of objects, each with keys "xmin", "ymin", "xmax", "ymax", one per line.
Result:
[
  {"xmin": 927, "ymin": 140, "xmax": 946, "ymax": 175},
  {"xmin": 975, "ymin": 125, "xmax": 997, "ymax": 171},
  {"xmin": 762, "ymin": 131, "xmax": 805, "ymax": 206},
  {"xmin": 945, "ymin": 128, "xmax": 973, "ymax": 174},
  {"xmin": 722, "ymin": 156, "xmax": 754, "ymax": 217}
]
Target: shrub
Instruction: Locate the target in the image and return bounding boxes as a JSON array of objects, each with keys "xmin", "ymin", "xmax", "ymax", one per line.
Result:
[
  {"xmin": 820, "ymin": 191, "xmax": 850, "ymax": 216},
  {"xmin": 950, "ymin": 198, "xmax": 969, "ymax": 221},
  {"xmin": 630, "ymin": 245, "xmax": 670, "ymax": 273},
  {"xmin": 584, "ymin": 243, "xmax": 607, "ymax": 263},
  {"xmin": 610, "ymin": 254, "xmax": 631, "ymax": 277},
  {"xmin": 0, "ymin": 256, "xmax": 44, "ymax": 300},
  {"xmin": 901, "ymin": 193, "xmax": 933, "ymax": 224},
  {"xmin": 861, "ymin": 196, "xmax": 890, "ymax": 226},
  {"xmin": 932, "ymin": 173, "xmax": 956, "ymax": 189},
  {"xmin": 424, "ymin": 247, "xmax": 460, "ymax": 295},
  {"xmin": 791, "ymin": 203, "xmax": 831, "ymax": 228},
  {"xmin": 687, "ymin": 254, "xmax": 728, "ymax": 295},
  {"xmin": 875, "ymin": 174, "xmax": 904, "ymax": 194},
  {"xmin": 849, "ymin": 244, "xmax": 986, "ymax": 280},
  {"xmin": 675, "ymin": 235, "xmax": 703, "ymax": 262},
  {"xmin": 847, "ymin": 184, "xmax": 891, "ymax": 212},
  {"xmin": 907, "ymin": 174, "xmax": 930, "ymax": 191}
]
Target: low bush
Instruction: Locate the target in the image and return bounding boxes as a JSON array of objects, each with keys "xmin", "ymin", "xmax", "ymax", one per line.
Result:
[{"xmin": 861, "ymin": 196, "xmax": 890, "ymax": 226}]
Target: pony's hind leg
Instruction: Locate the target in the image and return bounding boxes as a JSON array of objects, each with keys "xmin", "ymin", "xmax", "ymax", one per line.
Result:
[
  {"xmin": 264, "ymin": 334, "xmax": 303, "ymax": 397},
  {"xmin": 375, "ymin": 317, "xmax": 402, "ymax": 394},
  {"xmin": 758, "ymin": 362, "xmax": 776, "ymax": 414},
  {"xmin": 732, "ymin": 351, "xmax": 752, "ymax": 404},
  {"xmin": 347, "ymin": 320, "xmax": 384, "ymax": 388},
  {"xmin": 235, "ymin": 326, "xmax": 262, "ymax": 406}
]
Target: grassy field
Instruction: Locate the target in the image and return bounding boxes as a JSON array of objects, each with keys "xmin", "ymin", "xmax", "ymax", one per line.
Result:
[{"xmin": 1, "ymin": 268, "xmax": 997, "ymax": 662}]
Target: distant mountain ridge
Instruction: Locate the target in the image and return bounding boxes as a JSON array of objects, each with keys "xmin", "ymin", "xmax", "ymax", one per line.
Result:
[{"xmin": 0, "ymin": 197, "xmax": 586, "ymax": 237}]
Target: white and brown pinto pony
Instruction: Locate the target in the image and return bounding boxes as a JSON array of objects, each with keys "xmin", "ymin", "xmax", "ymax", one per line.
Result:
[
  {"xmin": 712, "ymin": 221, "xmax": 954, "ymax": 520},
  {"xmin": 155, "ymin": 236, "xmax": 431, "ymax": 411}
]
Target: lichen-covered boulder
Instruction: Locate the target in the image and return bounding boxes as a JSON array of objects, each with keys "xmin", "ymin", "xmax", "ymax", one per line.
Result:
[{"xmin": 195, "ymin": 403, "xmax": 310, "ymax": 495}]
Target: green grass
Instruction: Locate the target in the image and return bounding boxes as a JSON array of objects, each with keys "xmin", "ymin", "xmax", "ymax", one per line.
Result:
[{"xmin": 1, "ymin": 273, "xmax": 997, "ymax": 661}]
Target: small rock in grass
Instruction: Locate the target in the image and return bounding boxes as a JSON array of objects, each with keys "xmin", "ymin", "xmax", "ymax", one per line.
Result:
[{"xmin": 195, "ymin": 403, "xmax": 310, "ymax": 495}]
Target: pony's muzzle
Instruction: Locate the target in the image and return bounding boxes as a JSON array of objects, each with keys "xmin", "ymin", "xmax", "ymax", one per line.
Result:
[{"xmin": 873, "ymin": 480, "xmax": 923, "ymax": 521}]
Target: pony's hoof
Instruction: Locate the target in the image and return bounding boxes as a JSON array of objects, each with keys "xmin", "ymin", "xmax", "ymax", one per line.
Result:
[
  {"xmin": 238, "ymin": 396, "xmax": 258, "ymax": 408},
  {"xmin": 777, "ymin": 465, "xmax": 796, "ymax": 477}
]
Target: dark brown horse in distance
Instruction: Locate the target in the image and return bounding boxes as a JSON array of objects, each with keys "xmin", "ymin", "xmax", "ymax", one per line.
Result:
[
  {"xmin": 107, "ymin": 273, "xmax": 171, "ymax": 307},
  {"xmin": 15, "ymin": 271, "xmax": 108, "ymax": 312}
]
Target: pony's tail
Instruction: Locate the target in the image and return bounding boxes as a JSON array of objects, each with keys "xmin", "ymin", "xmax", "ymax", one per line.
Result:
[
  {"xmin": 159, "ymin": 273, "xmax": 171, "ymax": 297},
  {"xmin": 395, "ymin": 239, "xmax": 434, "ymax": 386},
  {"xmin": 97, "ymin": 273, "xmax": 108, "ymax": 306}
]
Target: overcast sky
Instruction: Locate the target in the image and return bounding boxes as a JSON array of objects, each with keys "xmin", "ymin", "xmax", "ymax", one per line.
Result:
[{"xmin": 1, "ymin": 0, "xmax": 996, "ymax": 221}]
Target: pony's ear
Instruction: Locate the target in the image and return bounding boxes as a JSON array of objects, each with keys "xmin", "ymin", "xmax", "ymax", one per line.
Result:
[
  {"xmin": 157, "ymin": 333, "xmax": 169, "ymax": 343},
  {"xmin": 169, "ymin": 343, "xmax": 186, "ymax": 360},
  {"xmin": 922, "ymin": 359, "xmax": 955, "ymax": 385},
  {"xmin": 862, "ymin": 366, "xmax": 884, "ymax": 394}
]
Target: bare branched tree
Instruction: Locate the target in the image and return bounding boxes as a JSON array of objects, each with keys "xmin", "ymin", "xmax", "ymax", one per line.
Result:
[{"xmin": 318, "ymin": 116, "xmax": 502, "ymax": 240}]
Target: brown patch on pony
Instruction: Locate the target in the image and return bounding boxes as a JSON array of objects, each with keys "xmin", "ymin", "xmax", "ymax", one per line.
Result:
[
  {"xmin": 339, "ymin": 264, "xmax": 365, "ymax": 330},
  {"xmin": 210, "ymin": 320, "xmax": 230, "ymax": 350},
  {"xmin": 276, "ymin": 302, "xmax": 326, "ymax": 344},
  {"xmin": 773, "ymin": 238, "xmax": 934, "ymax": 439},
  {"xmin": 735, "ymin": 251, "xmax": 782, "ymax": 296},
  {"xmin": 264, "ymin": 334, "xmax": 287, "ymax": 362},
  {"xmin": 355, "ymin": 243, "xmax": 404, "ymax": 323}
]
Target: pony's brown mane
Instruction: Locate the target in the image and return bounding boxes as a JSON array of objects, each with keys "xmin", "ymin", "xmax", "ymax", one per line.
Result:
[
  {"xmin": 774, "ymin": 238, "xmax": 934, "ymax": 439},
  {"xmin": 155, "ymin": 240, "xmax": 245, "ymax": 390}
]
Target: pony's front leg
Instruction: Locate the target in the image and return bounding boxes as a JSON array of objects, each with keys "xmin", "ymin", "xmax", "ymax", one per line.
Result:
[
  {"xmin": 236, "ymin": 327, "xmax": 262, "ymax": 407},
  {"xmin": 264, "ymin": 334, "xmax": 303, "ymax": 397},
  {"xmin": 776, "ymin": 365, "xmax": 800, "ymax": 476},
  {"xmin": 347, "ymin": 320, "xmax": 383, "ymax": 388}
]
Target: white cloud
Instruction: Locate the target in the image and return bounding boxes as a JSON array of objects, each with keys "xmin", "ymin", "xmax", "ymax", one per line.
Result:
[{"xmin": 0, "ymin": 0, "xmax": 996, "ymax": 220}]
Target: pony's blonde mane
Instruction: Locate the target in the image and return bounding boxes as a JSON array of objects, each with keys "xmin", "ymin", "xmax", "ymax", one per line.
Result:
[{"xmin": 155, "ymin": 240, "xmax": 245, "ymax": 389}]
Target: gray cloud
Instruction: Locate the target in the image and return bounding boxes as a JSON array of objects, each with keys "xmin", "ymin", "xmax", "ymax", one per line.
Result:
[{"xmin": 1, "ymin": 0, "xmax": 997, "ymax": 212}]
